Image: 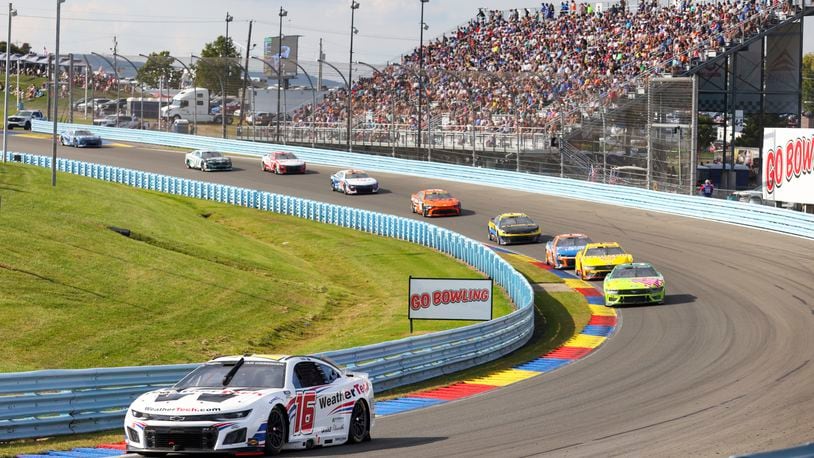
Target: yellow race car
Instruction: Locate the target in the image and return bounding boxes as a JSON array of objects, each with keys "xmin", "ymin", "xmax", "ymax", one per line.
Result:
[
  {"xmin": 487, "ymin": 213, "xmax": 541, "ymax": 245},
  {"xmin": 574, "ymin": 242, "xmax": 633, "ymax": 280}
]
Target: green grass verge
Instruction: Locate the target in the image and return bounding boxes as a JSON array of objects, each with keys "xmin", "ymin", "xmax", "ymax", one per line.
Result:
[
  {"xmin": 499, "ymin": 253, "xmax": 564, "ymax": 284},
  {"xmin": 0, "ymin": 163, "xmax": 512, "ymax": 373}
]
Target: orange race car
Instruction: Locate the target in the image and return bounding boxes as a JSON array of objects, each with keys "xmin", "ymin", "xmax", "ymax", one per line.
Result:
[{"xmin": 410, "ymin": 189, "xmax": 462, "ymax": 217}]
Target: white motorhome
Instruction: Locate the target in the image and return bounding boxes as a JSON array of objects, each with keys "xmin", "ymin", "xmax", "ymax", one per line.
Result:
[{"xmin": 160, "ymin": 87, "xmax": 231, "ymax": 124}]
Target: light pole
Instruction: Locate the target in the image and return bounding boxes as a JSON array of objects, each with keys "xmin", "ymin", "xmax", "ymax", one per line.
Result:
[
  {"xmin": 224, "ymin": 12, "xmax": 233, "ymax": 136},
  {"xmin": 51, "ymin": 0, "xmax": 65, "ymax": 187},
  {"xmin": 2, "ymin": 2, "xmax": 17, "ymax": 163},
  {"xmin": 283, "ymin": 57, "xmax": 318, "ymax": 148},
  {"xmin": 276, "ymin": 7, "xmax": 287, "ymax": 144},
  {"xmin": 357, "ymin": 61, "xmax": 398, "ymax": 157},
  {"xmin": 418, "ymin": 0, "xmax": 429, "ymax": 155},
  {"xmin": 348, "ymin": 0, "xmax": 359, "ymax": 153},
  {"xmin": 318, "ymin": 59, "xmax": 349, "ymax": 148},
  {"xmin": 237, "ymin": 21, "xmax": 254, "ymax": 127},
  {"xmin": 114, "ymin": 53, "xmax": 144, "ymax": 126},
  {"xmin": 251, "ymin": 56, "xmax": 280, "ymax": 142},
  {"xmin": 145, "ymin": 53, "xmax": 197, "ymax": 134}
]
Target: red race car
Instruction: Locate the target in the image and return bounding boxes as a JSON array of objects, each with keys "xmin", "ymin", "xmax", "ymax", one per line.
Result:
[
  {"xmin": 410, "ymin": 189, "xmax": 462, "ymax": 217},
  {"xmin": 261, "ymin": 151, "xmax": 307, "ymax": 174}
]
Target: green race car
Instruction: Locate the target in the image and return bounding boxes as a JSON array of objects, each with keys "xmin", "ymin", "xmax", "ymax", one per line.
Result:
[{"xmin": 603, "ymin": 262, "xmax": 666, "ymax": 306}]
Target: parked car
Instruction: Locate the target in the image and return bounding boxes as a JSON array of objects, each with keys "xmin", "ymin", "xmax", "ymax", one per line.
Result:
[
  {"xmin": 262, "ymin": 151, "xmax": 306, "ymax": 174},
  {"xmin": 75, "ymin": 98, "xmax": 110, "ymax": 111},
  {"xmin": 487, "ymin": 212, "xmax": 542, "ymax": 245},
  {"xmin": 247, "ymin": 111, "xmax": 273, "ymax": 126},
  {"xmin": 185, "ymin": 150, "xmax": 233, "ymax": 172},
  {"xmin": 99, "ymin": 98, "xmax": 128, "ymax": 114},
  {"xmin": 123, "ymin": 354, "xmax": 374, "ymax": 455},
  {"xmin": 60, "ymin": 128, "xmax": 102, "ymax": 147},
  {"xmin": 330, "ymin": 169, "xmax": 379, "ymax": 194},
  {"xmin": 729, "ymin": 186, "xmax": 765, "ymax": 205},
  {"xmin": 7, "ymin": 110, "xmax": 45, "ymax": 130},
  {"xmin": 410, "ymin": 189, "xmax": 461, "ymax": 217},
  {"xmin": 93, "ymin": 115, "xmax": 137, "ymax": 127}
]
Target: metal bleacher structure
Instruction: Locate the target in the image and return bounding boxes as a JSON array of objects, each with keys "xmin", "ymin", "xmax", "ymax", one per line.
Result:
[{"xmin": 237, "ymin": 1, "xmax": 814, "ymax": 195}]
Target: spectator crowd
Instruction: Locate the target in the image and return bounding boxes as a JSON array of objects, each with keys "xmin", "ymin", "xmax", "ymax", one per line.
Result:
[{"xmin": 295, "ymin": 0, "xmax": 791, "ymax": 134}]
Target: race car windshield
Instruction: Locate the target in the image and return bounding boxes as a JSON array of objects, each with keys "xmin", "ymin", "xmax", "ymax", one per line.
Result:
[
  {"xmin": 613, "ymin": 266, "xmax": 658, "ymax": 278},
  {"xmin": 585, "ymin": 247, "xmax": 625, "ymax": 256},
  {"xmin": 276, "ymin": 153, "xmax": 297, "ymax": 160},
  {"xmin": 174, "ymin": 362, "xmax": 286, "ymax": 389},
  {"xmin": 425, "ymin": 192, "xmax": 452, "ymax": 200},
  {"xmin": 200, "ymin": 152, "xmax": 223, "ymax": 159},
  {"xmin": 559, "ymin": 237, "xmax": 591, "ymax": 247},
  {"xmin": 500, "ymin": 216, "xmax": 534, "ymax": 227},
  {"xmin": 347, "ymin": 172, "xmax": 369, "ymax": 179},
  {"xmin": 74, "ymin": 130, "xmax": 94, "ymax": 136}
]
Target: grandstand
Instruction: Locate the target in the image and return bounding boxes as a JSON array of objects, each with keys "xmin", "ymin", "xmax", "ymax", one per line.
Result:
[{"xmin": 238, "ymin": 0, "xmax": 812, "ymax": 193}]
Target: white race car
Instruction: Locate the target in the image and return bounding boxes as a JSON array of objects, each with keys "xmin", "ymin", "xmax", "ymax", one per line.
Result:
[
  {"xmin": 184, "ymin": 150, "xmax": 233, "ymax": 172},
  {"xmin": 330, "ymin": 169, "xmax": 379, "ymax": 195},
  {"xmin": 124, "ymin": 355, "xmax": 374, "ymax": 456}
]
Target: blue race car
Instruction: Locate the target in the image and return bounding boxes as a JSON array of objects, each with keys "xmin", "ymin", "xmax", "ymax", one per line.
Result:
[
  {"xmin": 544, "ymin": 233, "xmax": 593, "ymax": 269},
  {"xmin": 60, "ymin": 128, "xmax": 102, "ymax": 148}
]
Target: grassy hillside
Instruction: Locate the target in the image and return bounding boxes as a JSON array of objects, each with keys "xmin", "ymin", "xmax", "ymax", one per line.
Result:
[{"xmin": 0, "ymin": 163, "xmax": 512, "ymax": 372}]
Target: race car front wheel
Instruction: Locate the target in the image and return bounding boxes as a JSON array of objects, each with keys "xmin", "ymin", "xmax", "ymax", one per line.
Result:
[
  {"xmin": 347, "ymin": 400, "xmax": 370, "ymax": 444},
  {"xmin": 265, "ymin": 406, "xmax": 287, "ymax": 455}
]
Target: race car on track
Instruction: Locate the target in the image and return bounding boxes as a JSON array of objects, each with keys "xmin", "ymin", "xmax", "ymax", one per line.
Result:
[
  {"xmin": 410, "ymin": 189, "xmax": 461, "ymax": 217},
  {"xmin": 262, "ymin": 151, "xmax": 307, "ymax": 174},
  {"xmin": 545, "ymin": 233, "xmax": 593, "ymax": 269},
  {"xmin": 487, "ymin": 213, "xmax": 541, "ymax": 245},
  {"xmin": 185, "ymin": 150, "xmax": 233, "ymax": 172},
  {"xmin": 124, "ymin": 354, "xmax": 374, "ymax": 456},
  {"xmin": 59, "ymin": 128, "xmax": 102, "ymax": 148},
  {"xmin": 603, "ymin": 262, "xmax": 666, "ymax": 306},
  {"xmin": 574, "ymin": 242, "xmax": 634, "ymax": 280},
  {"xmin": 330, "ymin": 169, "xmax": 379, "ymax": 195}
]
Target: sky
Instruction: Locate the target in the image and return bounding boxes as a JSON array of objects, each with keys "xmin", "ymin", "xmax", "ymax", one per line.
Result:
[{"xmin": 8, "ymin": 0, "xmax": 814, "ymax": 77}]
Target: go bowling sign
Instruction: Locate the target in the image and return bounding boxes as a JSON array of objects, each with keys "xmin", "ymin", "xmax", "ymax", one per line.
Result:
[
  {"xmin": 408, "ymin": 277, "xmax": 493, "ymax": 322},
  {"xmin": 763, "ymin": 128, "xmax": 814, "ymax": 204}
]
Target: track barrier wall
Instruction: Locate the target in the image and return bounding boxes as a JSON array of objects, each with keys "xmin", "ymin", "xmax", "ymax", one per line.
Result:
[
  {"xmin": 0, "ymin": 149, "xmax": 534, "ymax": 441},
  {"xmin": 6, "ymin": 120, "xmax": 813, "ymax": 441},
  {"xmin": 31, "ymin": 120, "xmax": 814, "ymax": 240}
]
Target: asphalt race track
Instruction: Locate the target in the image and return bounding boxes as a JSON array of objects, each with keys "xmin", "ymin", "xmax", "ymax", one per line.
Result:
[{"xmin": 7, "ymin": 134, "xmax": 814, "ymax": 457}]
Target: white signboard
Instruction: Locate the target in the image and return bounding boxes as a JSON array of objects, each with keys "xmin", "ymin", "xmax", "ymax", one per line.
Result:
[
  {"xmin": 763, "ymin": 128, "xmax": 814, "ymax": 204},
  {"xmin": 408, "ymin": 278, "xmax": 493, "ymax": 321}
]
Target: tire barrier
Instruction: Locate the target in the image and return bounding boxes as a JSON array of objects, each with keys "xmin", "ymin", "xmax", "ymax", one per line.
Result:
[{"xmin": 0, "ymin": 151, "xmax": 533, "ymax": 441}]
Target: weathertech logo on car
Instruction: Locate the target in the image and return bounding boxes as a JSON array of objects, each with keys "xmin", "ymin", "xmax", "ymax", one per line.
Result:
[{"xmin": 144, "ymin": 406, "xmax": 222, "ymax": 413}]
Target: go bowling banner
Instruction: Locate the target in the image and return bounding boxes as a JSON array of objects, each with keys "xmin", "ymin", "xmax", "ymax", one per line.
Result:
[
  {"xmin": 762, "ymin": 128, "xmax": 814, "ymax": 204},
  {"xmin": 408, "ymin": 277, "xmax": 493, "ymax": 322}
]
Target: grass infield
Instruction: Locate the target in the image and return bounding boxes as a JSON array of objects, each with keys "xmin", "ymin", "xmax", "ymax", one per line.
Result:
[{"xmin": 0, "ymin": 163, "xmax": 512, "ymax": 373}]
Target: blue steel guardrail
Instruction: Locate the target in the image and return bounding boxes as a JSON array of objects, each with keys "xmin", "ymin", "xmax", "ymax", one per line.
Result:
[
  {"xmin": 31, "ymin": 120, "xmax": 814, "ymax": 240},
  {"xmin": 0, "ymin": 151, "xmax": 534, "ymax": 441}
]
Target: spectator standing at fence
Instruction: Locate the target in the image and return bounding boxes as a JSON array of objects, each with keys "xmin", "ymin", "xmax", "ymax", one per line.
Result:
[{"xmin": 699, "ymin": 179, "xmax": 714, "ymax": 197}]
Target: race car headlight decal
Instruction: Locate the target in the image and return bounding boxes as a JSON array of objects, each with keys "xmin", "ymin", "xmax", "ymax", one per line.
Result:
[
  {"xmin": 605, "ymin": 290, "xmax": 618, "ymax": 295},
  {"xmin": 213, "ymin": 409, "xmax": 253, "ymax": 421},
  {"xmin": 223, "ymin": 427, "xmax": 247, "ymax": 445},
  {"xmin": 131, "ymin": 409, "xmax": 148, "ymax": 419},
  {"xmin": 127, "ymin": 427, "xmax": 140, "ymax": 443}
]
